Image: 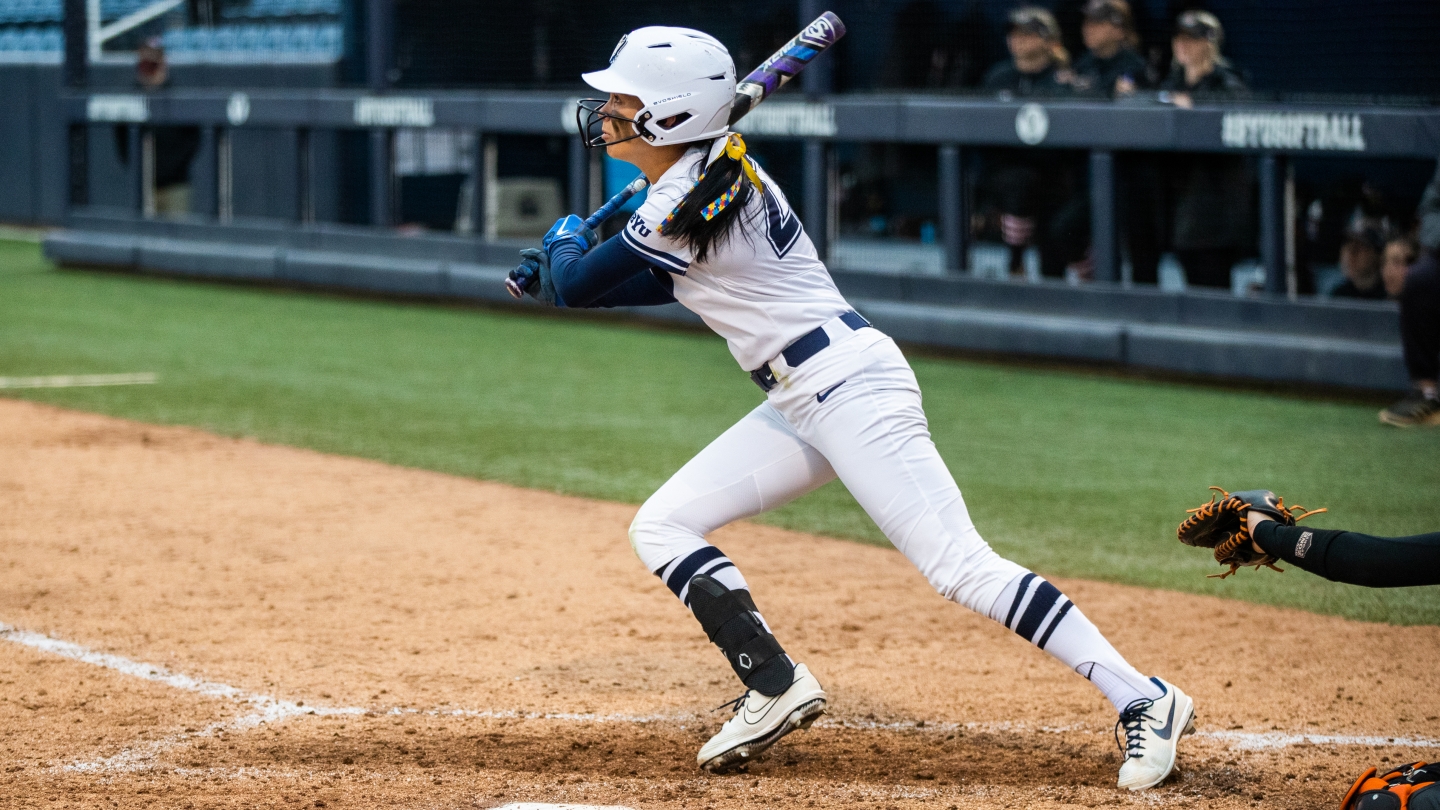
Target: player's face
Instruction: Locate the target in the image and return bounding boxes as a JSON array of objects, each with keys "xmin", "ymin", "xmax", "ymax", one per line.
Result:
[
  {"xmin": 1082, "ymin": 20, "xmax": 1123, "ymax": 53},
  {"xmin": 600, "ymin": 94, "xmax": 642, "ymax": 141}
]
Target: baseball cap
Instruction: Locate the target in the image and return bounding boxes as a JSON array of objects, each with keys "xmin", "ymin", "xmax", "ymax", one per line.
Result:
[
  {"xmin": 1083, "ymin": 0, "xmax": 1133, "ymax": 29},
  {"xmin": 1008, "ymin": 6, "xmax": 1061, "ymax": 41},
  {"xmin": 1174, "ymin": 10, "xmax": 1223, "ymax": 46},
  {"xmin": 1343, "ymin": 223, "xmax": 1387, "ymax": 254}
]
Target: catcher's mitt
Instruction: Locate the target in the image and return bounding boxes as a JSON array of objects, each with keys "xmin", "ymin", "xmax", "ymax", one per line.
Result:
[{"xmin": 1177, "ymin": 487, "xmax": 1326, "ymax": 579}]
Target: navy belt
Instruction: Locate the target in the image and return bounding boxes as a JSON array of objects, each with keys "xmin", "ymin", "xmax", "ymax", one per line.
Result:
[{"xmin": 750, "ymin": 310, "xmax": 871, "ymax": 392}]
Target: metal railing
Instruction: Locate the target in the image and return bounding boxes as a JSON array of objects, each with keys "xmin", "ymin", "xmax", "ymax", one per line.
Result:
[{"xmin": 64, "ymin": 87, "xmax": 1440, "ymax": 296}]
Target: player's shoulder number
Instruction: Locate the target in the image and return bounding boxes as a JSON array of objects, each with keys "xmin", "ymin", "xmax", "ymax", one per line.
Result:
[{"xmin": 628, "ymin": 188, "xmax": 802, "ymax": 259}]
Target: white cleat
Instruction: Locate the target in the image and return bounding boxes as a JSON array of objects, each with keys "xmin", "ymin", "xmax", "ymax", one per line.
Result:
[
  {"xmin": 1115, "ymin": 677, "xmax": 1196, "ymax": 790},
  {"xmin": 697, "ymin": 663, "xmax": 827, "ymax": 774}
]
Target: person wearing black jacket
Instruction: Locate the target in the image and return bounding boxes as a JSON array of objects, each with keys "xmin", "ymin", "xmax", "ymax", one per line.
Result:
[
  {"xmin": 981, "ymin": 7, "xmax": 1073, "ymax": 99},
  {"xmin": 1158, "ymin": 11, "xmax": 1247, "ymax": 107},
  {"xmin": 1379, "ymin": 159, "xmax": 1440, "ymax": 427},
  {"xmin": 1160, "ymin": 11, "xmax": 1251, "ymax": 289},
  {"xmin": 1072, "ymin": 0, "xmax": 1149, "ymax": 98},
  {"xmin": 1071, "ymin": 0, "xmax": 1167, "ymax": 284},
  {"xmin": 979, "ymin": 8, "xmax": 1080, "ymax": 278}
]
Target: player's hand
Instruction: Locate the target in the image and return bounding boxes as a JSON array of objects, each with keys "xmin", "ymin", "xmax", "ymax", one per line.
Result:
[
  {"xmin": 541, "ymin": 215, "xmax": 599, "ymax": 253},
  {"xmin": 508, "ymin": 248, "xmax": 557, "ymax": 305},
  {"xmin": 1247, "ymin": 510, "xmax": 1276, "ymax": 554}
]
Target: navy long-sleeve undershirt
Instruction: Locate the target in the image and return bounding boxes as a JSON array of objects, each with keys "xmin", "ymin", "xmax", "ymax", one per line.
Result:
[{"xmin": 549, "ymin": 235, "xmax": 677, "ymax": 309}]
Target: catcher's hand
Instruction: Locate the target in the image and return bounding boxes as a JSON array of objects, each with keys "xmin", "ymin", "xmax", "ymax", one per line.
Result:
[{"xmin": 1177, "ymin": 488, "xmax": 1325, "ymax": 579}]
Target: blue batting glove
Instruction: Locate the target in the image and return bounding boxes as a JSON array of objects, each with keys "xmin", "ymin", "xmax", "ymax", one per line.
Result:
[{"xmin": 541, "ymin": 215, "xmax": 599, "ymax": 252}]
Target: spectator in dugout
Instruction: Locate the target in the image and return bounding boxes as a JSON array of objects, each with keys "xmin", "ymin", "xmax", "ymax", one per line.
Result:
[
  {"xmin": 1072, "ymin": 0, "xmax": 1167, "ymax": 286},
  {"xmin": 1382, "ymin": 233, "xmax": 1420, "ymax": 300},
  {"xmin": 1072, "ymin": 0, "xmax": 1149, "ymax": 98},
  {"xmin": 980, "ymin": 8, "xmax": 1081, "ymax": 278},
  {"xmin": 1158, "ymin": 10, "xmax": 1247, "ymax": 108},
  {"xmin": 1160, "ymin": 11, "xmax": 1252, "ymax": 289},
  {"xmin": 1379, "ymin": 160, "xmax": 1440, "ymax": 427},
  {"xmin": 113, "ymin": 39, "xmax": 201, "ymax": 218},
  {"xmin": 1330, "ymin": 223, "xmax": 1388, "ymax": 300},
  {"xmin": 981, "ymin": 7, "xmax": 1073, "ymax": 99}
]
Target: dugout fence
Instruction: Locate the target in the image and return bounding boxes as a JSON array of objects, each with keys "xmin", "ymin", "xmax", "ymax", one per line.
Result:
[
  {"xmin": 38, "ymin": 0, "xmax": 1440, "ymax": 400},
  {"xmin": 59, "ymin": 88, "xmax": 1440, "ymax": 287}
]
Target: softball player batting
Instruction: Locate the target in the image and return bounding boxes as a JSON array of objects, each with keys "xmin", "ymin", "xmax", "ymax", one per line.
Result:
[{"xmin": 508, "ymin": 26, "xmax": 1194, "ymax": 789}]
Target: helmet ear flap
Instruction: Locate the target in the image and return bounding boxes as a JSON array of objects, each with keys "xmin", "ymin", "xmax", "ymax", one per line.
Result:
[{"xmin": 653, "ymin": 112, "xmax": 694, "ymax": 132}]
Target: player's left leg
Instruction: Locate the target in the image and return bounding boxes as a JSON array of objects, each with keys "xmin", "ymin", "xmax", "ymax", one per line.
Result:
[
  {"xmin": 778, "ymin": 333, "xmax": 1193, "ymax": 790},
  {"xmin": 629, "ymin": 400, "xmax": 836, "ymax": 771}
]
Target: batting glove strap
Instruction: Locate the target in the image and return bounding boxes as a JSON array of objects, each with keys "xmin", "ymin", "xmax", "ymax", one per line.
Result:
[{"xmin": 542, "ymin": 214, "xmax": 599, "ymax": 252}]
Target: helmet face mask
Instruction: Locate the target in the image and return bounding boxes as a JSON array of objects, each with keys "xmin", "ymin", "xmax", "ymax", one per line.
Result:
[
  {"xmin": 577, "ymin": 97, "xmax": 698, "ymax": 150},
  {"xmin": 576, "ymin": 97, "xmax": 650, "ymax": 149}
]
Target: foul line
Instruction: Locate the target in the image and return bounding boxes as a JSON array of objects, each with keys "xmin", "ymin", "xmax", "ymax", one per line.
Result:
[
  {"xmin": 1199, "ymin": 729, "xmax": 1438, "ymax": 750},
  {"xmin": 2, "ymin": 621, "xmax": 1435, "ymax": 774},
  {"xmin": 496, "ymin": 806, "xmax": 636, "ymax": 810},
  {"xmin": 0, "ymin": 622, "xmax": 362, "ymax": 773},
  {"xmin": 0, "ymin": 373, "xmax": 159, "ymax": 390}
]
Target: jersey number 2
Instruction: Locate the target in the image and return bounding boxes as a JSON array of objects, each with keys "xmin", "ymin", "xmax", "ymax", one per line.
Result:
[{"xmin": 763, "ymin": 187, "xmax": 803, "ymax": 259}]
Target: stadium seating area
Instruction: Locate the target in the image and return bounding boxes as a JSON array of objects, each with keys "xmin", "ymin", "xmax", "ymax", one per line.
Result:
[
  {"xmin": 161, "ymin": 23, "xmax": 341, "ymax": 61},
  {"xmin": 0, "ymin": 24, "xmax": 59, "ymax": 52},
  {"xmin": 0, "ymin": 0, "xmax": 342, "ymax": 61},
  {"xmin": 0, "ymin": 0, "xmax": 58, "ymax": 23},
  {"xmin": 221, "ymin": 0, "xmax": 341, "ymax": 20},
  {"xmin": 0, "ymin": 0, "xmax": 59, "ymax": 58}
]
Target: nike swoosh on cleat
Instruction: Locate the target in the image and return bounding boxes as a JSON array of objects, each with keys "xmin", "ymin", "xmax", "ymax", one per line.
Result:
[
  {"xmin": 742, "ymin": 695, "xmax": 780, "ymax": 725},
  {"xmin": 1153, "ymin": 700, "xmax": 1177, "ymax": 740},
  {"xmin": 816, "ymin": 381, "xmax": 846, "ymax": 403}
]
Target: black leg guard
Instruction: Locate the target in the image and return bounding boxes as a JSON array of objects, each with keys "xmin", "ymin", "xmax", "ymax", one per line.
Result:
[{"xmin": 687, "ymin": 574, "xmax": 795, "ymax": 696}]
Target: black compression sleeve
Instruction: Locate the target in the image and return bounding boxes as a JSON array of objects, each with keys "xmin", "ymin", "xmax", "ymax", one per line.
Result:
[{"xmin": 1252, "ymin": 521, "xmax": 1440, "ymax": 588}]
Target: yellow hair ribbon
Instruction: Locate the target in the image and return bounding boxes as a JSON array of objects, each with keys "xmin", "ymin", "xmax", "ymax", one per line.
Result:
[
  {"xmin": 658, "ymin": 133, "xmax": 764, "ymax": 232},
  {"xmin": 722, "ymin": 133, "xmax": 765, "ymax": 194}
]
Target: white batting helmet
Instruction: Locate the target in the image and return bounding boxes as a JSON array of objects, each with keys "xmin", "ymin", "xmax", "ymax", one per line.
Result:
[{"xmin": 579, "ymin": 26, "xmax": 736, "ymax": 147}]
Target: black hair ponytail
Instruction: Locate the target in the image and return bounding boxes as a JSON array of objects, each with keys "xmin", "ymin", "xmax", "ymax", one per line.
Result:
[{"xmin": 658, "ymin": 135, "xmax": 760, "ymax": 264}]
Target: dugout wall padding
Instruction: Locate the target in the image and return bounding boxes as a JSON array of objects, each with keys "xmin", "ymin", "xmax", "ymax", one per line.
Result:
[{"xmin": 42, "ymin": 218, "xmax": 1405, "ymax": 391}]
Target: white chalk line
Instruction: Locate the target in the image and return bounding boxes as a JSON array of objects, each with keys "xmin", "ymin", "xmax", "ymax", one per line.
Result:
[
  {"xmin": 0, "ymin": 623, "xmax": 363, "ymax": 773},
  {"xmin": 496, "ymin": 805, "xmax": 635, "ymax": 810},
  {"xmin": 1199, "ymin": 729, "xmax": 1439, "ymax": 751},
  {"xmin": 0, "ymin": 372, "xmax": 159, "ymax": 389},
  {"xmin": 2, "ymin": 622, "xmax": 1435, "ymax": 776},
  {"xmin": 814, "ymin": 717, "xmax": 1439, "ymax": 751}
]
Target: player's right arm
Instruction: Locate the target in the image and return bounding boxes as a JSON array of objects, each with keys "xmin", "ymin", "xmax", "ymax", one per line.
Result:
[
  {"xmin": 508, "ymin": 215, "xmax": 676, "ymax": 309},
  {"xmin": 549, "ymin": 235, "xmax": 676, "ymax": 308}
]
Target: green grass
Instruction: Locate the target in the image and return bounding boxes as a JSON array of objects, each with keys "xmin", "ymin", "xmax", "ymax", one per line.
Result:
[{"xmin": 3, "ymin": 238, "xmax": 1438, "ymax": 624}]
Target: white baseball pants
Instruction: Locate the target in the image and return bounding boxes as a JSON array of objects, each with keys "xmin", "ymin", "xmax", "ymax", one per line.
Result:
[{"xmin": 629, "ymin": 327, "xmax": 1026, "ymax": 615}]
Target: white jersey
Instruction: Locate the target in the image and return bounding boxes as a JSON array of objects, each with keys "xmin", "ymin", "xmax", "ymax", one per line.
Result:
[{"xmin": 618, "ymin": 141, "xmax": 854, "ymax": 371}]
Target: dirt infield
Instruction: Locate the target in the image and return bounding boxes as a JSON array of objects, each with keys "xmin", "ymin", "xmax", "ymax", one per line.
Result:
[{"xmin": 2, "ymin": 398, "xmax": 1438, "ymax": 809}]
